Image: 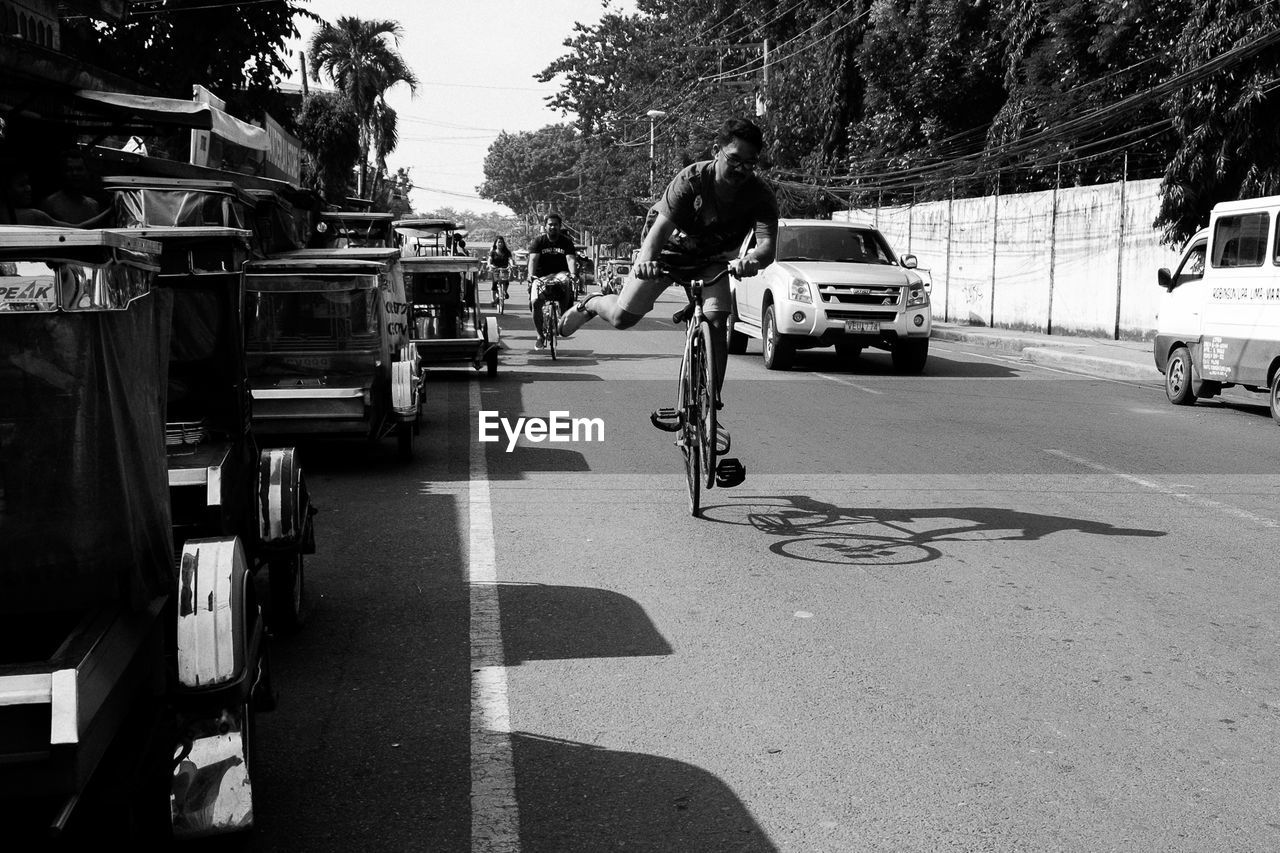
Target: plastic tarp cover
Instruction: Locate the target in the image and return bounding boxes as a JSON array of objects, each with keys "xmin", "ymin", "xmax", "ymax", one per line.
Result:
[
  {"xmin": 114, "ymin": 187, "xmax": 251, "ymax": 230},
  {"xmin": 0, "ymin": 291, "xmax": 174, "ymax": 612}
]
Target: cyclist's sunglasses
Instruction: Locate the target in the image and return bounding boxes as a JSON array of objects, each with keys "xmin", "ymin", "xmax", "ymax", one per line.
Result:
[{"xmin": 719, "ymin": 151, "xmax": 759, "ymax": 172}]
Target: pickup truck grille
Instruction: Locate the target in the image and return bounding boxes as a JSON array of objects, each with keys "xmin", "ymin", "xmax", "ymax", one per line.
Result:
[
  {"xmin": 825, "ymin": 308, "xmax": 898, "ymax": 321},
  {"xmin": 818, "ymin": 283, "xmax": 901, "ymax": 306}
]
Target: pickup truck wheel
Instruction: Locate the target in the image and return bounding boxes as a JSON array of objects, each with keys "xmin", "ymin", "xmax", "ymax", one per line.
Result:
[
  {"xmin": 892, "ymin": 338, "xmax": 929, "ymax": 373},
  {"xmin": 1165, "ymin": 345, "xmax": 1196, "ymax": 406},
  {"xmin": 268, "ymin": 553, "xmax": 306, "ymax": 634},
  {"xmin": 762, "ymin": 305, "xmax": 793, "ymax": 370},
  {"xmin": 1270, "ymin": 370, "xmax": 1280, "ymax": 425},
  {"xmin": 727, "ymin": 312, "xmax": 749, "ymax": 355}
]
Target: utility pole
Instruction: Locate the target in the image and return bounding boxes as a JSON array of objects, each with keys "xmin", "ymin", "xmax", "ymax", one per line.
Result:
[{"xmin": 646, "ymin": 109, "xmax": 666, "ymax": 198}]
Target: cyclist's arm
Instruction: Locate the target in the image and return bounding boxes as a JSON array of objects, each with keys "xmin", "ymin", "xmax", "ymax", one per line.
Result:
[
  {"xmin": 633, "ymin": 211, "xmax": 679, "ymax": 279},
  {"xmin": 527, "ymin": 245, "xmax": 541, "ymax": 279}
]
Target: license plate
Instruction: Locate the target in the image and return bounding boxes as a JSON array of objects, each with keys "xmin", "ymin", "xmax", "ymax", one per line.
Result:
[{"xmin": 845, "ymin": 320, "xmax": 879, "ymax": 333}]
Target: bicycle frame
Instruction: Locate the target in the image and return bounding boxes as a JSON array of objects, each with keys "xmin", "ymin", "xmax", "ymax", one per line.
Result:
[{"xmin": 672, "ymin": 268, "xmax": 730, "ymax": 516}]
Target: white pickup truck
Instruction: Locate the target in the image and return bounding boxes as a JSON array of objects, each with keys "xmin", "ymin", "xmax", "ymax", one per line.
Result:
[{"xmin": 728, "ymin": 218, "xmax": 932, "ymax": 372}]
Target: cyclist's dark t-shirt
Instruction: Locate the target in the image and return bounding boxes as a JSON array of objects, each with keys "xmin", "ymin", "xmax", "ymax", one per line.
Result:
[
  {"xmin": 646, "ymin": 160, "xmax": 779, "ymax": 266},
  {"xmin": 527, "ymin": 233, "xmax": 576, "ymax": 276}
]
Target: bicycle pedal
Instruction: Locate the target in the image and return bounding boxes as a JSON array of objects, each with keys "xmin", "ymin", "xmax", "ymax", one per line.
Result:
[
  {"xmin": 715, "ymin": 457, "xmax": 746, "ymax": 488},
  {"xmin": 715, "ymin": 424, "xmax": 731, "ymax": 455},
  {"xmin": 650, "ymin": 407, "xmax": 682, "ymax": 432}
]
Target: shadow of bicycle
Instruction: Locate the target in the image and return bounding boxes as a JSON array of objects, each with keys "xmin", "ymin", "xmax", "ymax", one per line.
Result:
[{"xmin": 701, "ymin": 494, "xmax": 1165, "ymax": 567}]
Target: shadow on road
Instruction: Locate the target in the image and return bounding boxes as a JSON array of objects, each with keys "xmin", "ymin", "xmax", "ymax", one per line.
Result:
[
  {"xmin": 498, "ymin": 582, "xmax": 673, "ymax": 664},
  {"xmin": 762, "ymin": 347, "xmax": 1023, "ymax": 378},
  {"xmin": 512, "ymin": 732, "xmax": 778, "ymax": 852},
  {"xmin": 701, "ymin": 494, "xmax": 1166, "ymax": 567}
]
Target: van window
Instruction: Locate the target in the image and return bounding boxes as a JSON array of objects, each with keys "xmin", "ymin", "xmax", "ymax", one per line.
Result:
[
  {"xmin": 1173, "ymin": 240, "xmax": 1206, "ymax": 288},
  {"xmin": 1212, "ymin": 213, "xmax": 1269, "ymax": 267}
]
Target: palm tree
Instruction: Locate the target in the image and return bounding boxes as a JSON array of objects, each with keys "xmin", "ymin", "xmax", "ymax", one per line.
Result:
[{"xmin": 307, "ymin": 17, "xmax": 419, "ymax": 199}]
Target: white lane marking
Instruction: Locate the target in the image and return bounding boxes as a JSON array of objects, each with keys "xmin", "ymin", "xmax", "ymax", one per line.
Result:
[
  {"xmin": 814, "ymin": 372, "xmax": 882, "ymax": 393},
  {"xmin": 469, "ymin": 381, "xmax": 521, "ymax": 852},
  {"xmin": 1045, "ymin": 449, "xmax": 1280, "ymax": 528}
]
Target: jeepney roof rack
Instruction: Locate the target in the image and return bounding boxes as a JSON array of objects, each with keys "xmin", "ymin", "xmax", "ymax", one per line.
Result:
[
  {"xmin": 392, "ymin": 218, "xmax": 458, "ymax": 233},
  {"xmin": 101, "ymin": 175, "xmax": 259, "ymax": 206},
  {"xmin": 245, "ymin": 257, "xmax": 389, "ymax": 273},
  {"xmin": 108, "ymin": 226, "xmax": 253, "ymax": 242},
  {"xmin": 269, "ymin": 247, "xmax": 400, "ymax": 261},
  {"xmin": 320, "ymin": 211, "xmax": 395, "ymax": 221},
  {"xmin": 0, "ymin": 225, "xmax": 161, "ymax": 255}
]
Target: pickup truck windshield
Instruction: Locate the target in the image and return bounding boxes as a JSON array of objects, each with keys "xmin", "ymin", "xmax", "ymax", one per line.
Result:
[{"xmin": 776, "ymin": 226, "xmax": 895, "ymax": 264}]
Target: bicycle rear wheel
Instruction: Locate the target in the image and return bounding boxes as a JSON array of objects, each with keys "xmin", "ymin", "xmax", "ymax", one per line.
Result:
[{"xmin": 694, "ymin": 322, "xmax": 718, "ymax": 490}]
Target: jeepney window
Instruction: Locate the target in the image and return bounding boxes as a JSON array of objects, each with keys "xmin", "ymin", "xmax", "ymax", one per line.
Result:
[
  {"xmin": 246, "ymin": 286, "xmax": 378, "ymax": 351},
  {"xmin": 1172, "ymin": 241, "xmax": 1206, "ymax": 288},
  {"xmin": 1212, "ymin": 212, "xmax": 1269, "ymax": 268}
]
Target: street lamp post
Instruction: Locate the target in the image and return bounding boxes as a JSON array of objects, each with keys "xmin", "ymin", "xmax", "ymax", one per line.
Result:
[{"xmin": 646, "ymin": 109, "xmax": 667, "ymax": 197}]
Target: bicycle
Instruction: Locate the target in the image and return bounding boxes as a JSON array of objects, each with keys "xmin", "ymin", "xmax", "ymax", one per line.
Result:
[
  {"xmin": 491, "ymin": 266, "xmax": 511, "ymax": 315},
  {"xmin": 649, "ymin": 265, "xmax": 746, "ymax": 517},
  {"xmin": 532, "ymin": 272, "xmax": 573, "ymax": 360}
]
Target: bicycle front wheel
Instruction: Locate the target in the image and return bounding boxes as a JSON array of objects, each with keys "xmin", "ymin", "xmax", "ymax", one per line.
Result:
[
  {"xmin": 694, "ymin": 322, "xmax": 718, "ymax": 490},
  {"xmin": 545, "ymin": 303, "xmax": 560, "ymax": 360},
  {"xmin": 680, "ymin": 333, "xmax": 702, "ymax": 516}
]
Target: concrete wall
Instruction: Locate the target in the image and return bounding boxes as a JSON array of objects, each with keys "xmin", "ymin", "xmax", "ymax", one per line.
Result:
[{"xmin": 837, "ymin": 177, "xmax": 1184, "ymax": 340}]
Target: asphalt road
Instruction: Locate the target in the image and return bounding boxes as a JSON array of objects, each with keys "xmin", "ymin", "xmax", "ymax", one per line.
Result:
[{"xmin": 247, "ymin": 289, "xmax": 1280, "ymax": 852}]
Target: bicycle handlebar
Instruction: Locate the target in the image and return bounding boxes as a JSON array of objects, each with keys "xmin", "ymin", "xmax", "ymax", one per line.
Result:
[{"xmin": 646, "ymin": 264, "xmax": 735, "ymax": 287}]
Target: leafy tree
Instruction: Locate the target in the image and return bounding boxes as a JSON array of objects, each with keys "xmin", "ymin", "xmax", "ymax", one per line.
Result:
[
  {"xmin": 295, "ymin": 92, "xmax": 360, "ymax": 202},
  {"xmin": 60, "ymin": 0, "xmax": 314, "ymax": 123},
  {"xmin": 478, "ymin": 125, "xmax": 584, "ymax": 223},
  {"xmin": 1156, "ymin": 1, "xmax": 1280, "ymax": 243},
  {"xmin": 307, "ymin": 16, "xmax": 419, "ymax": 198}
]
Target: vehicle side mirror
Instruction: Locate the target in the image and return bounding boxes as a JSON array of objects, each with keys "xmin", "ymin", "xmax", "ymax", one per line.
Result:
[
  {"xmin": 1157, "ymin": 268, "xmax": 1173, "ymax": 290},
  {"xmin": 901, "ymin": 254, "xmax": 918, "ymax": 269}
]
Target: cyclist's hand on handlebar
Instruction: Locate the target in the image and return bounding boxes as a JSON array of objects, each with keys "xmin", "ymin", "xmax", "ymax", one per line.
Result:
[
  {"xmin": 730, "ymin": 256, "xmax": 760, "ymax": 279},
  {"xmin": 634, "ymin": 260, "xmax": 663, "ymax": 280}
]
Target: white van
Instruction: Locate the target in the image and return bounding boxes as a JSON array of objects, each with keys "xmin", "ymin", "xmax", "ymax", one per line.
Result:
[{"xmin": 1155, "ymin": 194, "xmax": 1280, "ymax": 423}]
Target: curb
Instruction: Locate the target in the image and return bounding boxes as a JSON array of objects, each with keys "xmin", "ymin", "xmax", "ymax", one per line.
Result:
[
  {"xmin": 1021, "ymin": 347, "xmax": 1162, "ymax": 382},
  {"xmin": 932, "ymin": 327, "xmax": 1161, "ymax": 382}
]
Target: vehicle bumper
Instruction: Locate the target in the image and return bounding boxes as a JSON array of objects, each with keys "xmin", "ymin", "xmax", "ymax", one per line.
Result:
[{"xmin": 773, "ymin": 302, "xmax": 932, "ymax": 344}]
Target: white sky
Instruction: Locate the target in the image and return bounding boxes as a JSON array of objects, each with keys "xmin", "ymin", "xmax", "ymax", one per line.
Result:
[{"xmin": 284, "ymin": 0, "xmax": 637, "ymax": 216}]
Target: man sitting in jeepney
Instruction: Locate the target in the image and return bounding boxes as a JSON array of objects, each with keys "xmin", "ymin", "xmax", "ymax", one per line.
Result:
[{"xmin": 526, "ymin": 212, "xmax": 577, "ymax": 350}]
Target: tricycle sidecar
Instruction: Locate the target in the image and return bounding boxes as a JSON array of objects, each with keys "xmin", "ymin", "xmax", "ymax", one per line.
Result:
[{"xmin": 0, "ymin": 226, "xmax": 273, "ymax": 843}]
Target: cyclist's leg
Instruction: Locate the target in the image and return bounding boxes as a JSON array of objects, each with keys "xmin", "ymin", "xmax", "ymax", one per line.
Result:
[
  {"xmin": 531, "ymin": 290, "xmax": 547, "ymax": 340},
  {"xmin": 599, "ymin": 270, "xmax": 669, "ymax": 329},
  {"xmin": 700, "ymin": 268, "xmax": 733, "ymax": 397}
]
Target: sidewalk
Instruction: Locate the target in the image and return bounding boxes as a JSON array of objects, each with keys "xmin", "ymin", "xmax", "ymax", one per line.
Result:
[{"xmin": 931, "ymin": 323, "xmax": 1162, "ymax": 382}]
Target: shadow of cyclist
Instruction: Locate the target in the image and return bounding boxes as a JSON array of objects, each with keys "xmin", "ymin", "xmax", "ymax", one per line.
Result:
[{"xmin": 701, "ymin": 494, "xmax": 1165, "ymax": 567}]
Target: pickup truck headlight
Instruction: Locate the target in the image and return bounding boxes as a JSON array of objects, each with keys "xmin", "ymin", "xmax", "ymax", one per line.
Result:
[
  {"xmin": 906, "ymin": 280, "xmax": 929, "ymax": 307},
  {"xmin": 788, "ymin": 278, "xmax": 813, "ymax": 304}
]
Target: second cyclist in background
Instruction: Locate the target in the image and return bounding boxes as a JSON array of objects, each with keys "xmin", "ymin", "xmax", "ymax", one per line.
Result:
[
  {"xmin": 488, "ymin": 235, "xmax": 513, "ymax": 307},
  {"xmin": 527, "ymin": 212, "xmax": 578, "ymax": 349}
]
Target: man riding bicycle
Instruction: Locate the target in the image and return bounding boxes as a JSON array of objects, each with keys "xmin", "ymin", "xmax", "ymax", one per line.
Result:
[
  {"xmin": 558, "ymin": 117, "xmax": 778, "ymax": 437},
  {"xmin": 527, "ymin": 212, "xmax": 578, "ymax": 349}
]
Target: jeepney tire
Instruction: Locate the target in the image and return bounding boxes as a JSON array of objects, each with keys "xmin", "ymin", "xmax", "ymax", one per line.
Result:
[
  {"xmin": 762, "ymin": 305, "xmax": 793, "ymax": 371},
  {"xmin": 267, "ymin": 552, "xmax": 306, "ymax": 635},
  {"xmin": 727, "ymin": 311, "xmax": 749, "ymax": 355},
  {"xmin": 397, "ymin": 422, "xmax": 414, "ymax": 461},
  {"xmin": 892, "ymin": 338, "xmax": 929, "ymax": 374},
  {"xmin": 1165, "ymin": 345, "xmax": 1197, "ymax": 406},
  {"xmin": 1270, "ymin": 369, "xmax": 1280, "ymax": 425}
]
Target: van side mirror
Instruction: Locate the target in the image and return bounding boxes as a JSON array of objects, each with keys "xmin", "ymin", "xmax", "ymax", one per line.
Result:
[
  {"xmin": 901, "ymin": 254, "xmax": 918, "ymax": 269},
  {"xmin": 1157, "ymin": 267, "xmax": 1174, "ymax": 290}
]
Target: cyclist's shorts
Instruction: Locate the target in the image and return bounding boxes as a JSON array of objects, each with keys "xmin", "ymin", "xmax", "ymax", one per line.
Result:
[{"xmin": 616, "ymin": 262, "xmax": 731, "ymax": 317}]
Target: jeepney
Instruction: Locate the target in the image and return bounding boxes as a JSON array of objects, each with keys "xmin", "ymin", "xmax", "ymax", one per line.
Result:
[
  {"xmin": 0, "ymin": 227, "xmax": 273, "ymax": 842},
  {"xmin": 124, "ymin": 225, "xmax": 316, "ymax": 633},
  {"xmin": 242, "ymin": 251, "xmax": 420, "ymax": 459},
  {"xmin": 393, "ymin": 218, "xmax": 500, "ymax": 377},
  {"xmin": 312, "ymin": 211, "xmax": 396, "ymax": 249}
]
